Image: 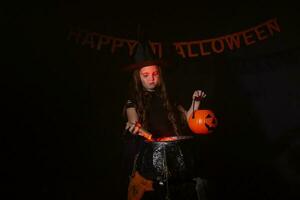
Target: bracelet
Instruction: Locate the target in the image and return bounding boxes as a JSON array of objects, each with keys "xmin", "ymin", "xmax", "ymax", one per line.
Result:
[{"xmin": 194, "ymin": 96, "xmax": 202, "ymax": 101}]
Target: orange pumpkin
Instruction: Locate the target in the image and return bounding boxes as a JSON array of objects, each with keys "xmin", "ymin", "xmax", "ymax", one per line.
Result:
[{"xmin": 188, "ymin": 109, "xmax": 218, "ymax": 134}]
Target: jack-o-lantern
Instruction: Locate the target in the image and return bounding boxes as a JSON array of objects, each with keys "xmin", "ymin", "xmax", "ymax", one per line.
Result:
[{"xmin": 188, "ymin": 109, "xmax": 218, "ymax": 134}]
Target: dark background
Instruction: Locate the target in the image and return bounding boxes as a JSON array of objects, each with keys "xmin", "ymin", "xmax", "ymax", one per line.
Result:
[{"xmin": 4, "ymin": 1, "xmax": 300, "ymax": 200}]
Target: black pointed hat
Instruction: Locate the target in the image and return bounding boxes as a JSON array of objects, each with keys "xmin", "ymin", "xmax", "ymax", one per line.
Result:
[{"xmin": 124, "ymin": 40, "xmax": 166, "ymax": 71}]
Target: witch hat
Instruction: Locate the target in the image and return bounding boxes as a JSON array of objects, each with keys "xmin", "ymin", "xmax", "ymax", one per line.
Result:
[
  {"xmin": 125, "ymin": 40, "xmax": 165, "ymax": 71},
  {"xmin": 123, "ymin": 24, "xmax": 166, "ymax": 71}
]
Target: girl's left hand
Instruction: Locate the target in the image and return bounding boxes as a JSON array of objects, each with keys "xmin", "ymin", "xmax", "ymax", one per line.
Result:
[{"xmin": 192, "ymin": 90, "xmax": 206, "ymax": 101}]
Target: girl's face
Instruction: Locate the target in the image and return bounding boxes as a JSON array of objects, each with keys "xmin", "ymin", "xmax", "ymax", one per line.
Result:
[{"xmin": 139, "ymin": 65, "xmax": 160, "ymax": 91}]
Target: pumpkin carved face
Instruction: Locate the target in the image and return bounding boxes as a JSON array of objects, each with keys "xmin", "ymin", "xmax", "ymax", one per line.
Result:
[{"xmin": 188, "ymin": 109, "xmax": 218, "ymax": 134}]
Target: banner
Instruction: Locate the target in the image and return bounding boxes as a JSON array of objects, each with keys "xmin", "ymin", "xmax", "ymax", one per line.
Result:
[{"xmin": 67, "ymin": 18, "xmax": 280, "ymax": 58}]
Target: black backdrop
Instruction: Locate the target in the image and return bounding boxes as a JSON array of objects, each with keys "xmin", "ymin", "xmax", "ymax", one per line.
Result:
[{"xmin": 4, "ymin": 2, "xmax": 300, "ymax": 200}]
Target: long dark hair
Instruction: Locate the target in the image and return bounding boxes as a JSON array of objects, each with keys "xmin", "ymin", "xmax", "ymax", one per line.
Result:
[{"xmin": 126, "ymin": 66, "xmax": 182, "ymax": 136}]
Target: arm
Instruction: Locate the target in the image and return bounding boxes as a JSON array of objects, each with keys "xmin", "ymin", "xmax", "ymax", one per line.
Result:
[
  {"xmin": 125, "ymin": 107, "xmax": 153, "ymax": 141},
  {"xmin": 186, "ymin": 90, "xmax": 206, "ymax": 121},
  {"xmin": 126, "ymin": 107, "xmax": 139, "ymax": 127}
]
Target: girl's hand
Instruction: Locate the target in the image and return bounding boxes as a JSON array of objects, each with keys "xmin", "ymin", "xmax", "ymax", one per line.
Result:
[
  {"xmin": 125, "ymin": 121, "xmax": 140, "ymax": 134},
  {"xmin": 192, "ymin": 90, "xmax": 206, "ymax": 101}
]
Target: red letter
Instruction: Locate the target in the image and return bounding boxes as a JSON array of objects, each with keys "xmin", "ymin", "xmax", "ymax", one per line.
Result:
[
  {"xmin": 266, "ymin": 18, "xmax": 281, "ymax": 35},
  {"xmin": 242, "ymin": 30, "xmax": 256, "ymax": 46},
  {"xmin": 225, "ymin": 33, "xmax": 241, "ymax": 50},
  {"xmin": 173, "ymin": 43, "xmax": 186, "ymax": 58},
  {"xmin": 111, "ymin": 38, "xmax": 124, "ymax": 53},
  {"xmin": 211, "ymin": 38, "xmax": 225, "ymax": 54},
  {"xmin": 97, "ymin": 35, "xmax": 112, "ymax": 50},
  {"xmin": 187, "ymin": 42, "xmax": 199, "ymax": 58}
]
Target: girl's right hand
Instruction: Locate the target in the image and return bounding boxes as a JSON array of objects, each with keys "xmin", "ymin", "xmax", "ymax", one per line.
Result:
[{"xmin": 125, "ymin": 121, "xmax": 140, "ymax": 134}]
